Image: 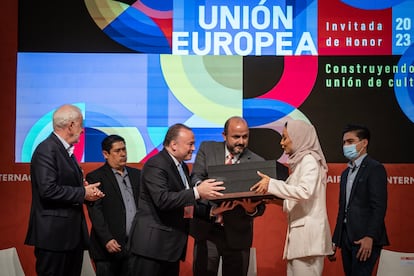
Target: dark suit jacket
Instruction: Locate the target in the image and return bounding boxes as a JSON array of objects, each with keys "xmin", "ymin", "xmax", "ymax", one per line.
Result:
[
  {"xmin": 25, "ymin": 133, "xmax": 89, "ymax": 251},
  {"xmin": 86, "ymin": 163, "xmax": 141, "ymax": 261},
  {"xmin": 190, "ymin": 141, "xmax": 285, "ymax": 249},
  {"xmin": 332, "ymin": 155, "xmax": 389, "ymax": 247},
  {"xmin": 128, "ymin": 149, "xmax": 211, "ymax": 262}
]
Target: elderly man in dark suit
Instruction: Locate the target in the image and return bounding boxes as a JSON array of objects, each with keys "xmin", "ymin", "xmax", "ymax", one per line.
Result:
[
  {"xmin": 86, "ymin": 135, "xmax": 141, "ymax": 275},
  {"xmin": 25, "ymin": 104, "xmax": 104, "ymax": 276},
  {"xmin": 190, "ymin": 116, "xmax": 289, "ymax": 276},
  {"xmin": 128, "ymin": 123, "xmax": 229, "ymax": 276},
  {"xmin": 330, "ymin": 124, "xmax": 389, "ymax": 276}
]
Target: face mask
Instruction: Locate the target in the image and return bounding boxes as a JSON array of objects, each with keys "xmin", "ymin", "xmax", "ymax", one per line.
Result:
[{"xmin": 343, "ymin": 142, "xmax": 362, "ymax": 160}]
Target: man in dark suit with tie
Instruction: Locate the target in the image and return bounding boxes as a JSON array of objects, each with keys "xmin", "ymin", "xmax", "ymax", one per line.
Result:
[
  {"xmin": 128, "ymin": 123, "xmax": 228, "ymax": 276},
  {"xmin": 190, "ymin": 116, "xmax": 289, "ymax": 276},
  {"xmin": 86, "ymin": 135, "xmax": 141, "ymax": 275},
  {"xmin": 25, "ymin": 104, "xmax": 105, "ymax": 276},
  {"xmin": 330, "ymin": 124, "xmax": 389, "ymax": 276}
]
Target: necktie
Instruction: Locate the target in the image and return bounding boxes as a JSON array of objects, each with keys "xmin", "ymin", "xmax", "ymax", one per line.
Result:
[
  {"xmin": 218, "ymin": 153, "xmax": 233, "ymax": 226},
  {"xmin": 177, "ymin": 163, "xmax": 189, "ymax": 189},
  {"xmin": 225, "ymin": 153, "xmax": 234, "ymax": 165}
]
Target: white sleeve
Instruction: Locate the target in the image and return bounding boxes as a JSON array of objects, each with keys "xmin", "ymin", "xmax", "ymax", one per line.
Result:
[{"xmin": 268, "ymin": 155, "xmax": 319, "ymax": 211}]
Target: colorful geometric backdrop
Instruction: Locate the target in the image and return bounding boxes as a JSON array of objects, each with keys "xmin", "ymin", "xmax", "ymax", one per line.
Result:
[
  {"xmin": 16, "ymin": 0, "xmax": 414, "ymax": 164},
  {"xmin": 2, "ymin": 1, "xmax": 413, "ymax": 275}
]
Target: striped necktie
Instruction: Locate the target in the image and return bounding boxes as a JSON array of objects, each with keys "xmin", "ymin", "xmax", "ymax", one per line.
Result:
[{"xmin": 225, "ymin": 153, "xmax": 234, "ymax": 165}]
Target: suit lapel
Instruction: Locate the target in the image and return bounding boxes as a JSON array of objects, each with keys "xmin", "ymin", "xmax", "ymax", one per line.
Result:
[
  {"xmin": 161, "ymin": 149, "xmax": 187, "ymax": 190},
  {"xmin": 70, "ymin": 156, "xmax": 83, "ymax": 186},
  {"xmin": 126, "ymin": 167, "xmax": 140, "ymax": 202},
  {"xmin": 239, "ymin": 149, "xmax": 253, "ymax": 163},
  {"xmin": 103, "ymin": 164, "xmax": 124, "ymax": 202},
  {"xmin": 348, "ymin": 157, "xmax": 369, "ymax": 204},
  {"xmin": 175, "ymin": 163, "xmax": 188, "ymax": 190},
  {"xmin": 70, "ymin": 154, "xmax": 82, "ymax": 173},
  {"xmin": 51, "ymin": 133, "xmax": 83, "ymax": 186},
  {"xmin": 181, "ymin": 163, "xmax": 191, "ymax": 188},
  {"xmin": 214, "ymin": 142, "xmax": 226, "ymax": 164}
]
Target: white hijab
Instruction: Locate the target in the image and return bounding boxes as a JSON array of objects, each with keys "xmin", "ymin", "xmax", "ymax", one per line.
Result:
[{"xmin": 285, "ymin": 120, "xmax": 328, "ymax": 173}]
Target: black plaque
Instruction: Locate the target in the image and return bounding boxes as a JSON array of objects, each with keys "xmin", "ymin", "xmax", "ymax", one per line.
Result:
[{"xmin": 208, "ymin": 160, "xmax": 280, "ymax": 202}]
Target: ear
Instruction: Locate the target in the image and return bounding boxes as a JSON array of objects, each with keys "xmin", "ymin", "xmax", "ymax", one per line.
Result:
[
  {"xmin": 362, "ymin": 139, "xmax": 369, "ymax": 148},
  {"xmin": 222, "ymin": 131, "xmax": 226, "ymax": 140},
  {"xmin": 170, "ymin": 140, "xmax": 178, "ymax": 151},
  {"xmin": 102, "ymin": 150, "xmax": 109, "ymax": 159},
  {"xmin": 67, "ymin": 122, "xmax": 74, "ymax": 132}
]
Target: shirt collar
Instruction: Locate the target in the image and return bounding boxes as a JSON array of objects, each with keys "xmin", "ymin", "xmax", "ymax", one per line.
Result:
[
  {"xmin": 225, "ymin": 147, "xmax": 240, "ymax": 161},
  {"xmin": 111, "ymin": 167, "xmax": 128, "ymax": 178},
  {"xmin": 168, "ymin": 152, "xmax": 182, "ymax": 167},
  {"xmin": 348, "ymin": 153, "xmax": 367, "ymax": 170},
  {"xmin": 54, "ymin": 132, "xmax": 72, "ymax": 156}
]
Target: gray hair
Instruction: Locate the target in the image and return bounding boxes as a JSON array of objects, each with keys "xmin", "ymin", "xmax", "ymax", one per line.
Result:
[{"xmin": 52, "ymin": 104, "xmax": 82, "ymax": 130}]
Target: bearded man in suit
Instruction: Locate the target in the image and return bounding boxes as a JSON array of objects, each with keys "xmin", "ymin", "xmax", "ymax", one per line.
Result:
[{"xmin": 190, "ymin": 116, "xmax": 289, "ymax": 276}]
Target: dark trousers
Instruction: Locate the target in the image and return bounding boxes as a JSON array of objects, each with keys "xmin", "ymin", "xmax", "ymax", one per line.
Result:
[
  {"xmin": 193, "ymin": 226, "xmax": 250, "ymax": 276},
  {"xmin": 128, "ymin": 254, "xmax": 179, "ymax": 276},
  {"xmin": 34, "ymin": 247, "xmax": 83, "ymax": 276},
  {"xmin": 340, "ymin": 225, "xmax": 381, "ymax": 276},
  {"xmin": 95, "ymin": 255, "xmax": 131, "ymax": 276}
]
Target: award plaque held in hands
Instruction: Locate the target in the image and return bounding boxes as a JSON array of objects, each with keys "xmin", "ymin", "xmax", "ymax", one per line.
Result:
[{"xmin": 208, "ymin": 160, "xmax": 280, "ymax": 202}]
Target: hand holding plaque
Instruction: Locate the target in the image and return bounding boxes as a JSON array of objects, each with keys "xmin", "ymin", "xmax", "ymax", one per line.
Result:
[
  {"xmin": 196, "ymin": 178, "xmax": 225, "ymax": 200},
  {"xmin": 250, "ymin": 170, "xmax": 271, "ymax": 194},
  {"xmin": 234, "ymin": 198, "xmax": 263, "ymax": 214},
  {"xmin": 208, "ymin": 160, "xmax": 281, "ymax": 202}
]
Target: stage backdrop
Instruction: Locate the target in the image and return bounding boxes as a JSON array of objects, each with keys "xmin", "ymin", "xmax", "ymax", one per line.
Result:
[{"xmin": 1, "ymin": 0, "xmax": 414, "ymax": 275}]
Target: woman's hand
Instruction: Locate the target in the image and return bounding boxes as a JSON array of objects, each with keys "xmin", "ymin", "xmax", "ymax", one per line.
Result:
[{"xmin": 250, "ymin": 171, "xmax": 270, "ymax": 194}]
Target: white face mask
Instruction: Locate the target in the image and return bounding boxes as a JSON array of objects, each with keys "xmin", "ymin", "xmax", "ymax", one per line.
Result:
[{"xmin": 343, "ymin": 141, "xmax": 363, "ymax": 161}]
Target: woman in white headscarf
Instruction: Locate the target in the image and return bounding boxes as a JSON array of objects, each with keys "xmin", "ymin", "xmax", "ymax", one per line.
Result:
[{"xmin": 251, "ymin": 120, "xmax": 333, "ymax": 276}]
